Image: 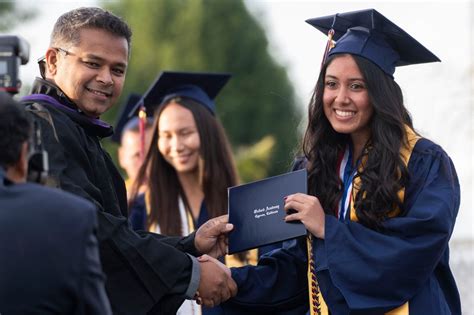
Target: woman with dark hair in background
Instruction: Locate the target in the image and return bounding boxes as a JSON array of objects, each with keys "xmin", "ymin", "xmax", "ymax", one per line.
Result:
[
  {"xmin": 129, "ymin": 71, "xmax": 276, "ymax": 314},
  {"xmin": 222, "ymin": 9, "xmax": 461, "ymax": 315}
]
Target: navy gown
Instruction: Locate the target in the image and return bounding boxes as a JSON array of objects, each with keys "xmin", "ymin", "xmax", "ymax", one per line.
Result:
[{"xmin": 227, "ymin": 138, "xmax": 461, "ymax": 314}]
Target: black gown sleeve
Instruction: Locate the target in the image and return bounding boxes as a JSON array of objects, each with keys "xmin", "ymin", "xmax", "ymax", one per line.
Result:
[{"xmin": 32, "ymin": 107, "xmax": 198, "ymax": 314}]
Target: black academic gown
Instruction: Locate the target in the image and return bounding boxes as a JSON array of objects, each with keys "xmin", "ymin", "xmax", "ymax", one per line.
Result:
[
  {"xmin": 0, "ymin": 168, "xmax": 111, "ymax": 314},
  {"xmin": 229, "ymin": 139, "xmax": 461, "ymax": 314},
  {"xmin": 21, "ymin": 78, "xmax": 200, "ymax": 315}
]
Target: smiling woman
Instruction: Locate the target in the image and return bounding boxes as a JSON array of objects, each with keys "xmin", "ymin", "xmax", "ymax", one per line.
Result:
[
  {"xmin": 322, "ymin": 54, "xmax": 373, "ymax": 160},
  {"xmin": 128, "ymin": 71, "xmax": 279, "ymax": 315},
  {"xmin": 228, "ymin": 8, "xmax": 462, "ymax": 315},
  {"xmin": 157, "ymin": 101, "xmax": 201, "ymax": 174}
]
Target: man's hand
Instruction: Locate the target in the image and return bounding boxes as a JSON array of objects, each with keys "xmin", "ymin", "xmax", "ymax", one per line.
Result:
[
  {"xmin": 195, "ymin": 215, "xmax": 233, "ymax": 258},
  {"xmin": 196, "ymin": 254, "xmax": 237, "ymax": 308}
]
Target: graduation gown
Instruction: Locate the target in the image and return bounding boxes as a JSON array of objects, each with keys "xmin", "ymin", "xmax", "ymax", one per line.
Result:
[
  {"xmin": 229, "ymin": 138, "xmax": 461, "ymax": 314},
  {"xmin": 22, "ymin": 78, "xmax": 200, "ymax": 315}
]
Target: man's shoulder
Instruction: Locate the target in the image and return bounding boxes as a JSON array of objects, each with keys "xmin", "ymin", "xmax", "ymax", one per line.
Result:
[
  {"xmin": 1, "ymin": 183, "xmax": 97, "ymax": 242},
  {"xmin": 20, "ymin": 182, "xmax": 97, "ymax": 214},
  {"xmin": 23, "ymin": 96, "xmax": 73, "ymax": 125},
  {"xmin": 23, "ymin": 95, "xmax": 87, "ymax": 153}
]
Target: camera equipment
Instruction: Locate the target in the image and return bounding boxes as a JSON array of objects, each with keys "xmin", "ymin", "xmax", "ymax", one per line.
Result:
[
  {"xmin": 0, "ymin": 35, "xmax": 49, "ymax": 184},
  {"xmin": 0, "ymin": 35, "xmax": 30, "ymax": 95},
  {"xmin": 27, "ymin": 118, "xmax": 49, "ymax": 185}
]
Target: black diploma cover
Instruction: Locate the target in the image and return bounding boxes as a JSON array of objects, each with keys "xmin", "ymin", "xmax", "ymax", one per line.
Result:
[{"xmin": 228, "ymin": 169, "xmax": 307, "ymax": 254}]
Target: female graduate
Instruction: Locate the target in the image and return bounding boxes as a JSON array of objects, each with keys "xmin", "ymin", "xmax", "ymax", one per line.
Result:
[
  {"xmin": 129, "ymin": 71, "xmax": 274, "ymax": 315},
  {"xmin": 225, "ymin": 9, "xmax": 461, "ymax": 315}
]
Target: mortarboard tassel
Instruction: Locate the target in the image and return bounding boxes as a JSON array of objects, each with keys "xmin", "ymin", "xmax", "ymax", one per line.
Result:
[
  {"xmin": 320, "ymin": 29, "xmax": 335, "ymax": 70},
  {"xmin": 138, "ymin": 105, "xmax": 147, "ymax": 162},
  {"xmin": 315, "ymin": 29, "xmax": 336, "ymax": 100}
]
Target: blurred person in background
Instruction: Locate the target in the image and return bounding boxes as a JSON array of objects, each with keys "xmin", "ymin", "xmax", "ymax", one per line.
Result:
[
  {"xmin": 112, "ymin": 93, "xmax": 154, "ymax": 200},
  {"xmin": 118, "ymin": 118, "xmax": 153, "ymax": 194},
  {"xmin": 129, "ymin": 71, "xmax": 281, "ymax": 314}
]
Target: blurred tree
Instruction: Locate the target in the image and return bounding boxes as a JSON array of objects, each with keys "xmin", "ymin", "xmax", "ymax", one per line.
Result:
[
  {"xmin": 0, "ymin": 3, "xmax": 14, "ymax": 31},
  {"xmin": 235, "ymin": 135, "xmax": 276, "ymax": 183},
  {"xmin": 102, "ymin": 0, "xmax": 302, "ymax": 179},
  {"xmin": 0, "ymin": 1, "xmax": 35, "ymax": 31}
]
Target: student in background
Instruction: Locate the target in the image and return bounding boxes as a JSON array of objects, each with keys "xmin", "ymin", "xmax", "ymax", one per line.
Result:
[
  {"xmin": 130, "ymin": 71, "xmax": 279, "ymax": 314},
  {"xmin": 113, "ymin": 93, "xmax": 153, "ymax": 200}
]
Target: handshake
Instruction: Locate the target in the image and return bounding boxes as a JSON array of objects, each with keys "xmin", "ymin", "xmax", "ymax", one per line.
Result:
[{"xmin": 193, "ymin": 215, "xmax": 238, "ymax": 307}]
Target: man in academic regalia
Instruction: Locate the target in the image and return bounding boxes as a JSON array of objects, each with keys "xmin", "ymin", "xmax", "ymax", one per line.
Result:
[{"xmin": 20, "ymin": 7, "xmax": 236, "ymax": 314}]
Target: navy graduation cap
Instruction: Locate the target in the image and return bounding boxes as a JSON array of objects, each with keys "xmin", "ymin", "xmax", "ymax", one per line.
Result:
[
  {"xmin": 306, "ymin": 9, "xmax": 440, "ymax": 77},
  {"xmin": 111, "ymin": 93, "xmax": 142, "ymax": 143},
  {"xmin": 131, "ymin": 71, "xmax": 231, "ymax": 116}
]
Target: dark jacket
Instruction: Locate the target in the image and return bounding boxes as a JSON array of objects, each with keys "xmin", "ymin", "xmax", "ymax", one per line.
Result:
[
  {"xmin": 0, "ymin": 168, "xmax": 111, "ymax": 314},
  {"xmin": 21, "ymin": 78, "xmax": 199, "ymax": 315}
]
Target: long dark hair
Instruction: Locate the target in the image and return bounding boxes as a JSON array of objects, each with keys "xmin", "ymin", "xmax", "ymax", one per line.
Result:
[
  {"xmin": 303, "ymin": 54, "xmax": 413, "ymax": 230},
  {"xmin": 131, "ymin": 96, "xmax": 238, "ymax": 235}
]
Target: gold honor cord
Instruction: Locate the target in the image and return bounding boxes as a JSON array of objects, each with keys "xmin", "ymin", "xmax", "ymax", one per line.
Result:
[
  {"xmin": 307, "ymin": 125, "xmax": 419, "ymax": 314},
  {"xmin": 350, "ymin": 126, "xmax": 419, "ymax": 314},
  {"xmin": 307, "ymin": 233, "xmax": 328, "ymax": 315}
]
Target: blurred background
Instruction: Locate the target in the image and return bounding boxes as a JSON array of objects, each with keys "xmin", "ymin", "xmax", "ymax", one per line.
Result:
[{"xmin": 2, "ymin": 0, "xmax": 472, "ymax": 312}]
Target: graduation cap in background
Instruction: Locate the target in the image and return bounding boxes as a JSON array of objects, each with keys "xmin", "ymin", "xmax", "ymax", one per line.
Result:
[
  {"xmin": 111, "ymin": 93, "xmax": 142, "ymax": 143},
  {"xmin": 129, "ymin": 71, "xmax": 232, "ymax": 117},
  {"xmin": 112, "ymin": 92, "xmax": 154, "ymax": 162},
  {"xmin": 306, "ymin": 9, "xmax": 440, "ymax": 77}
]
